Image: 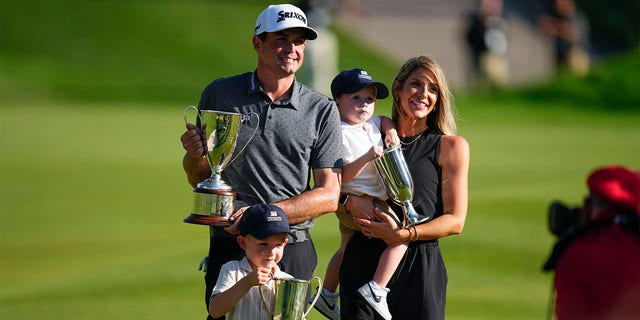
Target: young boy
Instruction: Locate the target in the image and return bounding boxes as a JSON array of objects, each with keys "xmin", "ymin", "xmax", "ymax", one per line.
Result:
[
  {"xmin": 208, "ymin": 203, "xmax": 293, "ymax": 320},
  {"xmin": 312, "ymin": 68, "xmax": 403, "ymax": 320}
]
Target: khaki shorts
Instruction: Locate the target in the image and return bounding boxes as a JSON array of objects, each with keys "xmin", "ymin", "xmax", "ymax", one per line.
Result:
[{"xmin": 335, "ymin": 198, "xmax": 392, "ymax": 233}]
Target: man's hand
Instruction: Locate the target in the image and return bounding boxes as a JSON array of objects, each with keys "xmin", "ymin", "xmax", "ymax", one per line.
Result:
[
  {"xmin": 181, "ymin": 123, "xmax": 207, "ymax": 159},
  {"xmin": 224, "ymin": 206, "xmax": 250, "ymax": 234}
]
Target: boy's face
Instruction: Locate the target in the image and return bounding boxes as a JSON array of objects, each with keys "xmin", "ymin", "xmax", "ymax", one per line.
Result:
[
  {"xmin": 238, "ymin": 233, "xmax": 288, "ymax": 270},
  {"xmin": 336, "ymin": 85, "xmax": 377, "ymax": 126}
]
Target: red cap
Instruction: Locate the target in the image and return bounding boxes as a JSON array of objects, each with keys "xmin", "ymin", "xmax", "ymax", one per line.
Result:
[{"xmin": 587, "ymin": 166, "xmax": 640, "ymax": 214}]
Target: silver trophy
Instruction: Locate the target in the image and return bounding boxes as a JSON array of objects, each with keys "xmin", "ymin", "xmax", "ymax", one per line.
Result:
[
  {"xmin": 183, "ymin": 106, "xmax": 259, "ymax": 226},
  {"xmin": 260, "ymin": 276, "xmax": 323, "ymax": 320},
  {"xmin": 375, "ymin": 145, "xmax": 429, "ymax": 227}
]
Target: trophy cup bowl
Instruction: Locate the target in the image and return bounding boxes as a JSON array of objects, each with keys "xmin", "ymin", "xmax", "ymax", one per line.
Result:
[
  {"xmin": 374, "ymin": 145, "xmax": 429, "ymax": 227},
  {"xmin": 183, "ymin": 106, "xmax": 258, "ymax": 227},
  {"xmin": 259, "ymin": 276, "xmax": 323, "ymax": 320}
]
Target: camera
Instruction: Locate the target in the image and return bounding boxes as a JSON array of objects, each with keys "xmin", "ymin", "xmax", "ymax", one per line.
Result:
[{"xmin": 547, "ymin": 200, "xmax": 583, "ymax": 237}]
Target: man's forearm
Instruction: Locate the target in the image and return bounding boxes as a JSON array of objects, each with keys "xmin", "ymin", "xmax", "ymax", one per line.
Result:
[
  {"xmin": 274, "ymin": 168, "xmax": 341, "ymax": 224},
  {"xmin": 182, "ymin": 153, "xmax": 211, "ymax": 187},
  {"xmin": 275, "ymin": 187, "xmax": 339, "ymax": 224}
]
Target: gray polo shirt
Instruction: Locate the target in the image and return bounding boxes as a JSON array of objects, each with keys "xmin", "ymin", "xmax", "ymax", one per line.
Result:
[{"xmin": 198, "ymin": 71, "xmax": 343, "ymax": 232}]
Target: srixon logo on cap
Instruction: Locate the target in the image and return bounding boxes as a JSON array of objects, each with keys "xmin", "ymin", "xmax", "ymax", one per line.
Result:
[{"xmin": 277, "ymin": 10, "xmax": 306, "ymax": 24}]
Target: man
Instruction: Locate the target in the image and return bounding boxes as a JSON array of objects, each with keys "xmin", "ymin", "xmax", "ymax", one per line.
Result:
[
  {"xmin": 552, "ymin": 166, "xmax": 640, "ymax": 319},
  {"xmin": 179, "ymin": 4, "xmax": 342, "ymax": 319}
]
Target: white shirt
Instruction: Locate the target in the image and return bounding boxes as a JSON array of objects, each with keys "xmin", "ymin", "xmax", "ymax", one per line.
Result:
[
  {"xmin": 340, "ymin": 116, "xmax": 388, "ymax": 200},
  {"xmin": 212, "ymin": 257, "xmax": 293, "ymax": 320}
]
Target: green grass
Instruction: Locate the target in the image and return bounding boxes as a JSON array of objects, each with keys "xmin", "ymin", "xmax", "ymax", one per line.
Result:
[
  {"xmin": 1, "ymin": 98, "xmax": 637, "ymax": 320},
  {"xmin": 2, "ymin": 1, "xmax": 639, "ymax": 319}
]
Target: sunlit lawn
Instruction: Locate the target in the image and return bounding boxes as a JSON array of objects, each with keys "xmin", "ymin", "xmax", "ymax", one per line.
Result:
[{"xmin": 1, "ymin": 99, "xmax": 638, "ymax": 319}]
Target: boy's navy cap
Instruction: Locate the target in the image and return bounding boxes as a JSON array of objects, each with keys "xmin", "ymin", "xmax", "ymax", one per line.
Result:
[
  {"xmin": 330, "ymin": 68, "xmax": 389, "ymax": 100},
  {"xmin": 254, "ymin": 4, "xmax": 318, "ymax": 40},
  {"xmin": 239, "ymin": 204, "xmax": 290, "ymax": 239}
]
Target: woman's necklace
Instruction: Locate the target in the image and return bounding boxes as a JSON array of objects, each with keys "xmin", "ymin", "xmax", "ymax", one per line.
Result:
[{"xmin": 399, "ymin": 130, "xmax": 425, "ymax": 149}]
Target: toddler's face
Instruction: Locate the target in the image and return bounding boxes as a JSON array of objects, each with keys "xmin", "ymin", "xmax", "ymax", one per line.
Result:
[
  {"xmin": 240, "ymin": 233, "xmax": 288, "ymax": 269},
  {"xmin": 336, "ymin": 85, "xmax": 377, "ymax": 126}
]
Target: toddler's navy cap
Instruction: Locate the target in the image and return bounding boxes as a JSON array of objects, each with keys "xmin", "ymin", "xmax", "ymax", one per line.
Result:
[{"xmin": 330, "ymin": 68, "xmax": 389, "ymax": 100}]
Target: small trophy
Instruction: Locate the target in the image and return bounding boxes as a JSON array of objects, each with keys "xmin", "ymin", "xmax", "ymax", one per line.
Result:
[
  {"xmin": 259, "ymin": 276, "xmax": 323, "ymax": 320},
  {"xmin": 183, "ymin": 106, "xmax": 259, "ymax": 227},
  {"xmin": 374, "ymin": 145, "xmax": 429, "ymax": 227}
]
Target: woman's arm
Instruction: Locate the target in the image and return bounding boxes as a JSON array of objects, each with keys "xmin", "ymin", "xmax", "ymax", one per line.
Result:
[
  {"xmin": 412, "ymin": 135, "xmax": 469, "ymax": 240},
  {"xmin": 356, "ymin": 135, "xmax": 470, "ymax": 242}
]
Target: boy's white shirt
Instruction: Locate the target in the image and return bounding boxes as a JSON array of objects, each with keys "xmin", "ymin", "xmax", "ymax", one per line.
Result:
[
  {"xmin": 212, "ymin": 256, "xmax": 293, "ymax": 320},
  {"xmin": 340, "ymin": 116, "xmax": 388, "ymax": 200}
]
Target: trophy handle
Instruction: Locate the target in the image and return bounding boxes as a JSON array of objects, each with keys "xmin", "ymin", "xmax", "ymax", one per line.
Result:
[
  {"xmin": 183, "ymin": 105, "xmax": 200, "ymax": 125},
  {"xmin": 259, "ymin": 283, "xmax": 275, "ymax": 318},
  {"xmin": 305, "ymin": 276, "xmax": 323, "ymax": 319},
  {"xmin": 227, "ymin": 111, "xmax": 260, "ymax": 166}
]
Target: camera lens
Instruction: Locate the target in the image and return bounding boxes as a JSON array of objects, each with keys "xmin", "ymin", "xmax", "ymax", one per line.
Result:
[{"xmin": 548, "ymin": 201, "xmax": 582, "ymax": 236}]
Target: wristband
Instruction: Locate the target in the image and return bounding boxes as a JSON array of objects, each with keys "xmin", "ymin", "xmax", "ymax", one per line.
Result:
[
  {"xmin": 406, "ymin": 227, "xmax": 413, "ymax": 241},
  {"xmin": 339, "ymin": 193, "xmax": 349, "ymax": 206}
]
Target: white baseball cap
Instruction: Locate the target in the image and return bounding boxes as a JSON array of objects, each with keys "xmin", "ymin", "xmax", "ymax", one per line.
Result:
[{"xmin": 254, "ymin": 4, "xmax": 318, "ymax": 40}]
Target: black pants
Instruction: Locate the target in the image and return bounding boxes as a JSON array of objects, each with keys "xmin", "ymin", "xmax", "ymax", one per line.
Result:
[
  {"xmin": 204, "ymin": 231, "xmax": 317, "ymax": 320},
  {"xmin": 339, "ymin": 231, "xmax": 387, "ymax": 320},
  {"xmin": 340, "ymin": 231, "xmax": 447, "ymax": 320}
]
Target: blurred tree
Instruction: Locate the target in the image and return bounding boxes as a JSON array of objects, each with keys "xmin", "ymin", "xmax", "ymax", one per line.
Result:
[{"xmin": 575, "ymin": 0, "xmax": 639, "ymax": 57}]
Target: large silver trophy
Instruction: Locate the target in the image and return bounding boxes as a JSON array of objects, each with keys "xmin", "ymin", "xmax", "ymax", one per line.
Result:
[
  {"xmin": 183, "ymin": 106, "xmax": 259, "ymax": 227},
  {"xmin": 374, "ymin": 145, "xmax": 429, "ymax": 227}
]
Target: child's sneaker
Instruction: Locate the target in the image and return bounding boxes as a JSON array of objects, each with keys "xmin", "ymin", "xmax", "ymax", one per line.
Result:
[
  {"xmin": 310, "ymin": 287, "xmax": 340, "ymax": 320},
  {"xmin": 357, "ymin": 280, "xmax": 392, "ymax": 320}
]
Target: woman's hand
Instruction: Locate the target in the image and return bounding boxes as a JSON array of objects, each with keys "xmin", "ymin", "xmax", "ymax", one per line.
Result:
[
  {"xmin": 355, "ymin": 206, "xmax": 403, "ymax": 243},
  {"xmin": 344, "ymin": 194, "xmax": 377, "ymax": 221}
]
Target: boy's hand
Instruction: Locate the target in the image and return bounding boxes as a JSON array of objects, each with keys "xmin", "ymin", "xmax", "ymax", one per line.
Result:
[
  {"xmin": 384, "ymin": 129, "xmax": 400, "ymax": 148},
  {"xmin": 249, "ymin": 267, "xmax": 275, "ymax": 287},
  {"xmin": 367, "ymin": 145, "xmax": 384, "ymax": 162}
]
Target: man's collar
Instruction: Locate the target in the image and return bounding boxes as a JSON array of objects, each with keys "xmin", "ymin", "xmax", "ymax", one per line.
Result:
[
  {"xmin": 249, "ymin": 70, "xmax": 261, "ymax": 94},
  {"xmin": 249, "ymin": 70, "xmax": 300, "ymax": 109}
]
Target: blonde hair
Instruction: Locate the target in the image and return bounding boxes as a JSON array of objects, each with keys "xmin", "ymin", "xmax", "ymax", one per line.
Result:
[{"xmin": 391, "ymin": 54, "xmax": 457, "ymax": 135}]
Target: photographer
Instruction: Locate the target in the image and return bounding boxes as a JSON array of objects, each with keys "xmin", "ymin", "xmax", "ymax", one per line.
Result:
[{"xmin": 543, "ymin": 166, "xmax": 640, "ymax": 320}]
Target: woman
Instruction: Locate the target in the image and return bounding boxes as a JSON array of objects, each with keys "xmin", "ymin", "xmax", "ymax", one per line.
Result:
[{"xmin": 339, "ymin": 55, "xmax": 470, "ymax": 320}]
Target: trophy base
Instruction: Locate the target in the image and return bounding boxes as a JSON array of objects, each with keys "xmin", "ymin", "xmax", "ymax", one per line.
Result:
[
  {"xmin": 184, "ymin": 187, "xmax": 236, "ymax": 227},
  {"xmin": 183, "ymin": 214, "xmax": 232, "ymax": 227},
  {"xmin": 406, "ymin": 216, "xmax": 430, "ymax": 227}
]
